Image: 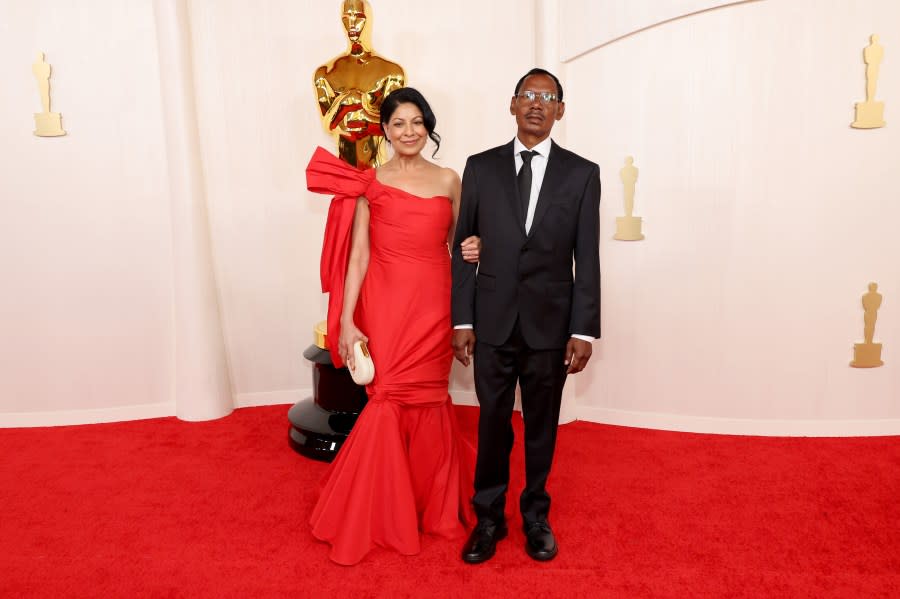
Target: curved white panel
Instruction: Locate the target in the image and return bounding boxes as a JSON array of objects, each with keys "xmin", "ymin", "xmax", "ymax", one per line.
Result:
[
  {"xmin": 562, "ymin": 0, "xmax": 900, "ymax": 434},
  {"xmin": 560, "ymin": 0, "xmax": 756, "ymax": 61}
]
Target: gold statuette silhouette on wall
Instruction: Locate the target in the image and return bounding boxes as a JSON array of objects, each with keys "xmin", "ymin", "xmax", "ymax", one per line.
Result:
[
  {"xmin": 851, "ymin": 34, "xmax": 886, "ymax": 129},
  {"xmin": 313, "ymin": 0, "xmax": 405, "ymax": 168},
  {"xmin": 614, "ymin": 156, "xmax": 644, "ymax": 241},
  {"xmin": 32, "ymin": 52, "xmax": 66, "ymax": 137},
  {"xmin": 850, "ymin": 282, "xmax": 884, "ymax": 368}
]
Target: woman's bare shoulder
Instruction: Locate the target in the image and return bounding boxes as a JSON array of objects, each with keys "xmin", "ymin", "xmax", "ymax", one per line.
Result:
[
  {"xmin": 437, "ymin": 165, "xmax": 461, "ymax": 188},
  {"xmin": 428, "ymin": 165, "xmax": 459, "ymax": 199},
  {"xmin": 418, "ymin": 162, "xmax": 459, "ymax": 196}
]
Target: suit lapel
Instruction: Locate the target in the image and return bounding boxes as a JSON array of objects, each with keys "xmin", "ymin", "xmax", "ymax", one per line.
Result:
[
  {"xmin": 497, "ymin": 141, "xmax": 526, "ymax": 236},
  {"xmin": 528, "ymin": 140, "xmax": 564, "ymax": 239}
]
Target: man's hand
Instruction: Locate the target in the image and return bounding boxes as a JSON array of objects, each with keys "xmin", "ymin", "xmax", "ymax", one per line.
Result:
[
  {"xmin": 564, "ymin": 337, "xmax": 592, "ymax": 374},
  {"xmin": 452, "ymin": 329, "xmax": 476, "ymax": 366}
]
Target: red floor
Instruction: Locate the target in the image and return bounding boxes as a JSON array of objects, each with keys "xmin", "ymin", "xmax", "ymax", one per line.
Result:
[{"xmin": 1, "ymin": 405, "xmax": 898, "ymax": 598}]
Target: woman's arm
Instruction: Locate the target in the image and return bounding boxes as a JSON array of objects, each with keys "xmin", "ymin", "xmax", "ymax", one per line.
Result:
[
  {"xmin": 446, "ymin": 169, "xmax": 481, "ymax": 263},
  {"xmin": 339, "ymin": 196, "xmax": 371, "ymax": 370},
  {"xmin": 447, "ymin": 169, "xmax": 462, "ymax": 248}
]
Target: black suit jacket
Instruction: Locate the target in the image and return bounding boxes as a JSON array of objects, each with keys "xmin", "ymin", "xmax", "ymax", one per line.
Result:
[{"xmin": 451, "ymin": 140, "xmax": 601, "ymax": 349}]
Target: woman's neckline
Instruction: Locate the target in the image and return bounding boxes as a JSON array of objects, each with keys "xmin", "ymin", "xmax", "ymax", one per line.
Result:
[{"xmin": 370, "ymin": 176, "xmax": 449, "ymax": 201}]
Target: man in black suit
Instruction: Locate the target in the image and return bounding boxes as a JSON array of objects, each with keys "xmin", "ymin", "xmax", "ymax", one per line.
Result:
[{"xmin": 451, "ymin": 68, "xmax": 601, "ymax": 563}]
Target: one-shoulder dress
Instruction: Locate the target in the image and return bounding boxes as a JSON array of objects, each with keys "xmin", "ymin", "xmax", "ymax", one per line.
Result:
[{"xmin": 305, "ymin": 147, "xmax": 475, "ymax": 565}]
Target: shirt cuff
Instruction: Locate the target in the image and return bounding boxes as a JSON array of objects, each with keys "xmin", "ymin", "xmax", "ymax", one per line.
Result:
[
  {"xmin": 454, "ymin": 324, "xmax": 474, "ymax": 330},
  {"xmin": 571, "ymin": 334, "xmax": 594, "ymax": 342}
]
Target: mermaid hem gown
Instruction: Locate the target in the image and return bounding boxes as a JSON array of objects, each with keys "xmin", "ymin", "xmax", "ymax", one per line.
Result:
[{"xmin": 306, "ymin": 147, "xmax": 475, "ymax": 565}]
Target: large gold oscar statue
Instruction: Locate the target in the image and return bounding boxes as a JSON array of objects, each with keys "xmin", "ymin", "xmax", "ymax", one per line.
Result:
[{"xmin": 313, "ymin": 0, "xmax": 405, "ymax": 168}]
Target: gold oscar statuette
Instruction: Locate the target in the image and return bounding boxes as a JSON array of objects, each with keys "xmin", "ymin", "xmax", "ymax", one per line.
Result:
[
  {"xmin": 851, "ymin": 35, "xmax": 886, "ymax": 129},
  {"xmin": 32, "ymin": 52, "xmax": 66, "ymax": 137},
  {"xmin": 313, "ymin": 0, "xmax": 405, "ymax": 169},
  {"xmin": 850, "ymin": 282, "xmax": 884, "ymax": 368},
  {"xmin": 614, "ymin": 156, "xmax": 644, "ymax": 241}
]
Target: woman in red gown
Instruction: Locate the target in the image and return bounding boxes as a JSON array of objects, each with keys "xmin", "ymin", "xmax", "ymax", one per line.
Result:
[{"xmin": 306, "ymin": 88, "xmax": 478, "ymax": 565}]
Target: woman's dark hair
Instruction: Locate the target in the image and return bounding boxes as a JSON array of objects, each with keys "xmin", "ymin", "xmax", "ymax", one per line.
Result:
[
  {"xmin": 379, "ymin": 87, "xmax": 441, "ymax": 157},
  {"xmin": 514, "ymin": 67, "xmax": 564, "ymax": 102}
]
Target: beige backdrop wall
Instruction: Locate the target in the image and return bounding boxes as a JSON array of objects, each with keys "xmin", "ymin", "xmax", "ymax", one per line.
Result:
[
  {"xmin": 0, "ymin": 0, "xmax": 537, "ymax": 425},
  {"xmin": 0, "ymin": 0, "xmax": 176, "ymax": 424},
  {"xmin": 563, "ymin": 0, "xmax": 900, "ymax": 434}
]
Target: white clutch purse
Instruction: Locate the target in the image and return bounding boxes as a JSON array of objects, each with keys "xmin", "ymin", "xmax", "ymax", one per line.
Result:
[{"xmin": 349, "ymin": 340, "xmax": 375, "ymax": 386}]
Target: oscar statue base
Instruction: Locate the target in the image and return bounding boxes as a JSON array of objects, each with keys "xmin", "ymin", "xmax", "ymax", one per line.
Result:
[
  {"xmin": 614, "ymin": 216, "xmax": 644, "ymax": 241},
  {"xmin": 851, "ymin": 101, "xmax": 885, "ymax": 129},
  {"xmin": 33, "ymin": 112, "xmax": 66, "ymax": 137},
  {"xmin": 850, "ymin": 342, "xmax": 883, "ymax": 368},
  {"xmin": 288, "ymin": 344, "xmax": 368, "ymax": 462}
]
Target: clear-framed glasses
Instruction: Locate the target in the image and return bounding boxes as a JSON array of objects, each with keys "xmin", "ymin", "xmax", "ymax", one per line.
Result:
[{"xmin": 514, "ymin": 90, "xmax": 558, "ymax": 104}]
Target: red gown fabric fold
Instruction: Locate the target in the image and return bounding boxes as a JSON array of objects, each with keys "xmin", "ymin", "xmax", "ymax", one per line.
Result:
[
  {"xmin": 305, "ymin": 146, "xmax": 375, "ymax": 367},
  {"xmin": 305, "ymin": 147, "xmax": 475, "ymax": 565}
]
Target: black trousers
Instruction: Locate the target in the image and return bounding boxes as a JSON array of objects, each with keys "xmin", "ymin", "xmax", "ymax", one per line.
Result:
[{"xmin": 471, "ymin": 318, "xmax": 568, "ymax": 525}]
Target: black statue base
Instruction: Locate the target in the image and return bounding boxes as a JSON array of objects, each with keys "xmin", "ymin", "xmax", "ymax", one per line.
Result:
[{"xmin": 288, "ymin": 344, "xmax": 368, "ymax": 462}]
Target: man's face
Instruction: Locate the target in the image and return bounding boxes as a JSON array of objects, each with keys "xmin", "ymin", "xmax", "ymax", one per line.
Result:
[
  {"xmin": 342, "ymin": 0, "xmax": 367, "ymax": 42},
  {"xmin": 509, "ymin": 74, "xmax": 565, "ymax": 142}
]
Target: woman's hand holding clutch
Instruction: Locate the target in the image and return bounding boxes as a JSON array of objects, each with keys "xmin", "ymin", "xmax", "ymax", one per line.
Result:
[
  {"xmin": 339, "ymin": 320, "xmax": 368, "ymax": 372},
  {"xmin": 339, "ymin": 320, "xmax": 374, "ymax": 385}
]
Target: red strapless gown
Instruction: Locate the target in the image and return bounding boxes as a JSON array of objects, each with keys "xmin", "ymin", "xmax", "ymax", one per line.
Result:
[{"xmin": 305, "ymin": 147, "xmax": 475, "ymax": 565}]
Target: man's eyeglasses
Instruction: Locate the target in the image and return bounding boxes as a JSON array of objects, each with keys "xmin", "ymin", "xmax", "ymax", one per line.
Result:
[{"xmin": 514, "ymin": 90, "xmax": 558, "ymax": 104}]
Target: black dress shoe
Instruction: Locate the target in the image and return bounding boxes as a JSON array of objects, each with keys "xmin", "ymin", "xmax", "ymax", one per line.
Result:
[
  {"xmin": 524, "ymin": 521, "xmax": 558, "ymax": 561},
  {"xmin": 461, "ymin": 520, "xmax": 508, "ymax": 564}
]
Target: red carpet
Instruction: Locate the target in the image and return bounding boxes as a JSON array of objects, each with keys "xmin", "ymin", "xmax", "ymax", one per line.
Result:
[{"xmin": 1, "ymin": 405, "xmax": 898, "ymax": 598}]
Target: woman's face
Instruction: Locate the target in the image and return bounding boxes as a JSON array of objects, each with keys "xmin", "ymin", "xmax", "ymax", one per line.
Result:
[{"xmin": 384, "ymin": 103, "xmax": 427, "ymax": 157}]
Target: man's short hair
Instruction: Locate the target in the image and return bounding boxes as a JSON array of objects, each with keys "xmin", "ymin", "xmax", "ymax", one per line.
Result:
[{"xmin": 514, "ymin": 68, "xmax": 564, "ymax": 102}]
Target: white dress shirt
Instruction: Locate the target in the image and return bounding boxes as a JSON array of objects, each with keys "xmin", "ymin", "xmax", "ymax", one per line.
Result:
[
  {"xmin": 456, "ymin": 136, "xmax": 594, "ymax": 343},
  {"xmin": 513, "ymin": 136, "xmax": 552, "ymax": 235}
]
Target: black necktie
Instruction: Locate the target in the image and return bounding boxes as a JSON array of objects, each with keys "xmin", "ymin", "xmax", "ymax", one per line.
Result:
[{"xmin": 518, "ymin": 150, "xmax": 537, "ymax": 223}]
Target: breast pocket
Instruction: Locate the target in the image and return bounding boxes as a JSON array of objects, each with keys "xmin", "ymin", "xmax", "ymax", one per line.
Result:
[
  {"xmin": 549, "ymin": 195, "xmax": 576, "ymax": 214},
  {"xmin": 547, "ymin": 196, "xmax": 578, "ymax": 237}
]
